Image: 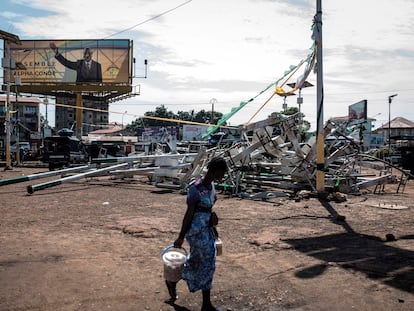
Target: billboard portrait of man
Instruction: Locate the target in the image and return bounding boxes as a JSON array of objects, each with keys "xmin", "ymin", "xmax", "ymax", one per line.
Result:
[
  {"xmin": 50, "ymin": 42, "xmax": 102, "ymax": 83},
  {"xmin": 7, "ymin": 40, "xmax": 131, "ymax": 85}
]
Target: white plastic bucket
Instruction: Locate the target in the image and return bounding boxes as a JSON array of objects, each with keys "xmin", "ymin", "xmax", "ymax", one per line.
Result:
[{"xmin": 161, "ymin": 245, "xmax": 187, "ymax": 282}]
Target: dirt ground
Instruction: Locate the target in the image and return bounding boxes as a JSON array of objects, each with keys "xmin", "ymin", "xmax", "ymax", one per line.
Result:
[{"xmin": 0, "ymin": 164, "xmax": 413, "ymax": 311}]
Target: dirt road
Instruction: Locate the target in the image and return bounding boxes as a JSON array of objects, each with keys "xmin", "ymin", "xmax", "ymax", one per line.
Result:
[{"xmin": 0, "ymin": 166, "xmax": 413, "ymax": 310}]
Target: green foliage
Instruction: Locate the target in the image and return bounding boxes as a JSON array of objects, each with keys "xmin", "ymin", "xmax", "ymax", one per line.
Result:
[
  {"xmin": 278, "ymin": 106, "xmax": 311, "ymax": 132},
  {"xmin": 282, "ymin": 106, "xmax": 299, "ymax": 115},
  {"xmin": 375, "ymin": 146, "xmax": 392, "ymax": 158},
  {"xmin": 125, "ymin": 105, "xmax": 224, "ymax": 132}
]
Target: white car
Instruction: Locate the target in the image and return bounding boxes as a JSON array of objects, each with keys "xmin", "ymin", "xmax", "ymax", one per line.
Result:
[{"xmin": 10, "ymin": 142, "xmax": 31, "ymax": 153}]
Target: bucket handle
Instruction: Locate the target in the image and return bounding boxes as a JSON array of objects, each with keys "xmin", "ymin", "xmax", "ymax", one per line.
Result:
[{"xmin": 161, "ymin": 244, "xmax": 188, "ymax": 258}]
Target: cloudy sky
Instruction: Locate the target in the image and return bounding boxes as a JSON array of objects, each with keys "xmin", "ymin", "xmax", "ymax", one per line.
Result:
[{"xmin": 1, "ymin": 0, "xmax": 414, "ymax": 130}]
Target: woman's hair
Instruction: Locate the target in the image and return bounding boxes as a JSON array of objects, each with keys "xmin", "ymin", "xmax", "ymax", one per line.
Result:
[{"xmin": 207, "ymin": 157, "xmax": 228, "ymax": 172}]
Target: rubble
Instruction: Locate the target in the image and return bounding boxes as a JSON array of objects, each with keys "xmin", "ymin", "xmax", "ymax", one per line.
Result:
[{"xmin": 0, "ymin": 112, "xmax": 411, "ymax": 198}]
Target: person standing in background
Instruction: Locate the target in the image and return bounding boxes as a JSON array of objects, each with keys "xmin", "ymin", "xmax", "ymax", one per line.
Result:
[{"xmin": 19, "ymin": 146, "xmax": 24, "ymax": 164}]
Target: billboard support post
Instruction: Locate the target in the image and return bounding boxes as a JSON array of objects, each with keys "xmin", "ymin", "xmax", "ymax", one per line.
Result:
[{"xmin": 76, "ymin": 92, "xmax": 83, "ymax": 138}]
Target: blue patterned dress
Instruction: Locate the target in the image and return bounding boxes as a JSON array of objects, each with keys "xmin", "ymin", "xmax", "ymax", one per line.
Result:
[{"xmin": 182, "ymin": 179, "xmax": 217, "ymax": 292}]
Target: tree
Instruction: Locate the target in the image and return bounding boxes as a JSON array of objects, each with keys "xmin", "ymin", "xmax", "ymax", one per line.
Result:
[
  {"xmin": 126, "ymin": 105, "xmax": 174, "ymax": 130},
  {"xmin": 126, "ymin": 105, "xmax": 225, "ymax": 133},
  {"xmin": 144, "ymin": 105, "xmax": 175, "ymax": 126},
  {"xmin": 279, "ymin": 107, "xmax": 311, "ymax": 132},
  {"xmin": 283, "ymin": 106, "xmax": 299, "ymax": 116},
  {"xmin": 176, "ymin": 110, "xmax": 192, "ymax": 122},
  {"xmin": 194, "ymin": 110, "xmax": 210, "ymax": 123}
]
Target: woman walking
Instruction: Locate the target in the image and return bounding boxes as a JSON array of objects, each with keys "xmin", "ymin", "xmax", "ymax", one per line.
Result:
[{"xmin": 168, "ymin": 157, "xmax": 228, "ymax": 311}]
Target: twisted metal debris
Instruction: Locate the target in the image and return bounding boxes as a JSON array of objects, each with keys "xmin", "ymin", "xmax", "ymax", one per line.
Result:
[{"xmin": 0, "ymin": 112, "xmax": 411, "ymax": 197}]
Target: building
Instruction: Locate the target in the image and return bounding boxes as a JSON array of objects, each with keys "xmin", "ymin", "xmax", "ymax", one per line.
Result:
[
  {"xmin": 86, "ymin": 122, "xmax": 131, "ymax": 141},
  {"xmin": 376, "ymin": 117, "xmax": 414, "ymax": 142},
  {"xmin": 328, "ymin": 115, "xmax": 382, "ymax": 150},
  {"xmin": 86, "ymin": 122, "xmax": 137, "ymax": 157},
  {"xmin": 0, "ymin": 95, "xmax": 41, "ymax": 157},
  {"xmin": 55, "ymin": 96, "xmax": 109, "ymax": 136}
]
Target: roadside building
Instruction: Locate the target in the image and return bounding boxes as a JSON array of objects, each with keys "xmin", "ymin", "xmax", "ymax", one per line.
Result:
[
  {"xmin": 0, "ymin": 95, "xmax": 41, "ymax": 158},
  {"xmin": 376, "ymin": 117, "xmax": 414, "ymax": 142},
  {"xmin": 86, "ymin": 122, "xmax": 137, "ymax": 157},
  {"xmin": 55, "ymin": 96, "xmax": 109, "ymax": 136}
]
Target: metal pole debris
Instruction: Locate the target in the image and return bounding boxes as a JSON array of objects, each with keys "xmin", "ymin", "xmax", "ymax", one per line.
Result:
[
  {"xmin": 91, "ymin": 153, "xmax": 198, "ymax": 164},
  {"xmin": 27, "ymin": 163, "xmax": 128, "ymax": 194},
  {"xmin": 0, "ymin": 165, "xmax": 90, "ymax": 186}
]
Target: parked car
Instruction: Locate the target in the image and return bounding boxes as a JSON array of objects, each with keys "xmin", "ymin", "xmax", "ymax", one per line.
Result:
[{"xmin": 10, "ymin": 142, "xmax": 31, "ymax": 153}]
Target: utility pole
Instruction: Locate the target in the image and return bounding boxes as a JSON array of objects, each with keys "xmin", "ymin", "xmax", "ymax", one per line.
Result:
[
  {"xmin": 122, "ymin": 110, "xmax": 127, "ymax": 127},
  {"xmin": 0, "ymin": 29, "xmax": 21, "ymax": 170},
  {"xmin": 315, "ymin": 0, "xmax": 324, "ymax": 192},
  {"xmin": 388, "ymin": 94, "xmax": 398, "ymax": 154},
  {"xmin": 5, "ymin": 41, "xmax": 12, "ymax": 169},
  {"xmin": 43, "ymin": 97, "xmax": 49, "ymax": 140},
  {"xmin": 210, "ymin": 98, "xmax": 217, "ymax": 124},
  {"xmin": 75, "ymin": 92, "xmax": 83, "ymax": 138},
  {"xmin": 15, "ymin": 82, "xmax": 20, "ymax": 164}
]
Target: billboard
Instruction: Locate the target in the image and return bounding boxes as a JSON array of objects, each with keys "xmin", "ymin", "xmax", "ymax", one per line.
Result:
[
  {"xmin": 182, "ymin": 124, "xmax": 208, "ymax": 141},
  {"xmin": 137, "ymin": 126, "xmax": 178, "ymax": 142},
  {"xmin": 348, "ymin": 99, "xmax": 367, "ymax": 125},
  {"xmin": 5, "ymin": 39, "xmax": 131, "ymax": 84}
]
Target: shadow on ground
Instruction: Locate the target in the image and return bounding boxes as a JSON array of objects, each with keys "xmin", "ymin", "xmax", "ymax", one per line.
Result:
[{"xmin": 284, "ymin": 199, "xmax": 414, "ymax": 293}]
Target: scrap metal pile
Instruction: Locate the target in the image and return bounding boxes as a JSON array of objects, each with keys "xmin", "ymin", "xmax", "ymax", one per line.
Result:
[
  {"xmin": 0, "ymin": 112, "xmax": 411, "ymax": 197},
  {"xmin": 161, "ymin": 111, "xmax": 411, "ymax": 198}
]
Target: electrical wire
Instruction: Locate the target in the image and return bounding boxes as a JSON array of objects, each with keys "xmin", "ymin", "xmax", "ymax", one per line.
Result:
[
  {"xmin": 49, "ymin": 101, "xmax": 236, "ymax": 129},
  {"xmin": 104, "ymin": 0, "xmax": 193, "ymax": 39}
]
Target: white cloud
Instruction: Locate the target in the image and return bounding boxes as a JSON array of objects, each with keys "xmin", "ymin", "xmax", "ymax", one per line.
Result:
[
  {"xmin": 2, "ymin": 0, "xmax": 414, "ymax": 129},
  {"xmin": 0, "ymin": 11, "xmax": 23, "ymax": 19}
]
